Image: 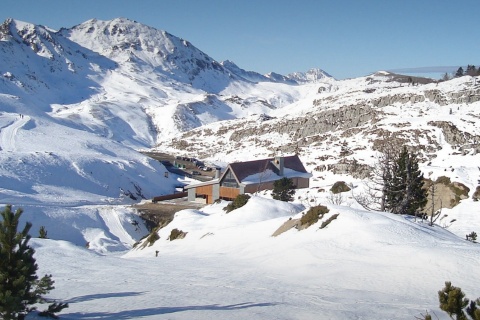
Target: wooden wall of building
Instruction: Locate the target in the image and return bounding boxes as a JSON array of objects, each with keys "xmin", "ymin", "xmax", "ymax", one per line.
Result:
[{"xmin": 219, "ymin": 186, "xmax": 240, "ymax": 200}]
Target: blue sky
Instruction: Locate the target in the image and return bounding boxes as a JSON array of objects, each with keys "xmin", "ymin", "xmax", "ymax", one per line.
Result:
[{"xmin": 2, "ymin": 0, "xmax": 479, "ymax": 79}]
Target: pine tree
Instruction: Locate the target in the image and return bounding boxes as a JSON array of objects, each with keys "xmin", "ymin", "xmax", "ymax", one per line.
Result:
[
  {"xmin": 466, "ymin": 65, "xmax": 477, "ymax": 76},
  {"xmin": 386, "ymin": 146, "xmax": 427, "ymax": 216},
  {"xmin": 467, "ymin": 299, "xmax": 480, "ymax": 320},
  {"xmin": 438, "ymin": 281, "xmax": 469, "ymax": 320},
  {"xmin": 272, "ymin": 177, "xmax": 296, "ymax": 202},
  {"xmin": 0, "ymin": 205, "xmax": 68, "ymax": 319},
  {"xmin": 455, "ymin": 67, "xmax": 465, "ymax": 77}
]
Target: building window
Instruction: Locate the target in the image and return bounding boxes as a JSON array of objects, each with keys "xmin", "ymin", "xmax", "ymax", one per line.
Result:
[{"xmin": 221, "ymin": 170, "xmax": 238, "ymax": 188}]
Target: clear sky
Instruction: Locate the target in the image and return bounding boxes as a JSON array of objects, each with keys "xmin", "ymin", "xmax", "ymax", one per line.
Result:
[{"xmin": 2, "ymin": 0, "xmax": 479, "ymax": 79}]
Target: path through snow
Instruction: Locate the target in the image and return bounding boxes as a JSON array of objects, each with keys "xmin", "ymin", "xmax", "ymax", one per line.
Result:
[{"xmin": 0, "ymin": 114, "xmax": 30, "ymax": 151}]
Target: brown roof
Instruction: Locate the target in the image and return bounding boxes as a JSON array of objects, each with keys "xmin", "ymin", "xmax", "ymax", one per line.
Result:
[{"xmin": 227, "ymin": 155, "xmax": 308, "ymax": 183}]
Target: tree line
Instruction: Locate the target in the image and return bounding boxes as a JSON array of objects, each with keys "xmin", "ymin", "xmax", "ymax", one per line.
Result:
[{"xmin": 444, "ymin": 64, "xmax": 480, "ymax": 80}]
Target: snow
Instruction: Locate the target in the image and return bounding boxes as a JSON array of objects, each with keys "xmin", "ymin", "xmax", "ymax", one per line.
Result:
[
  {"xmin": 0, "ymin": 17, "xmax": 478, "ymax": 319},
  {"xmin": 28, "ymin": 197, "xmax": 480, "ymax": 319},
  {"xmin": 242, "ymin": 168, "xmax": 313, "ymax": 185}
]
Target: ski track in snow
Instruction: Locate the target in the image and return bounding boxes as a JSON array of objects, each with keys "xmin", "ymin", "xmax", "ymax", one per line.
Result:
[
  {"xmin": 0, "ymin": 114, "xmax": 30, "ymax": 151},
  {"xmin": 98, "ymin": 207, "xmax": 136, "ymax": 246}
]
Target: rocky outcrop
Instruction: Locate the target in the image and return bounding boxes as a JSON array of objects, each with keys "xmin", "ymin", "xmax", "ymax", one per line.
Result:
[
  {"xmin": 370, "ymin": 93, "xmax": 426, "ymax": 107},
  {"xmin": 448, "ymin": 86, "xmax": 480, "ymax": 104},
  {"xmin": 313, "ymin": 86, "xmax": 480, "ymax": 110},
  {"xmin": 315, "ymin": 160, "xmax": 371, "ymax": 179},
  {"xmin": 229, "ymin": 105, "xmax": 378, "ymax": 143},
  {"xmin": 424, "ymin": 177, "xmax": 470, "ymax": 212},
  {"xmin": 428, "ymin": 121, "xmax": 480, "ymax": 154}
]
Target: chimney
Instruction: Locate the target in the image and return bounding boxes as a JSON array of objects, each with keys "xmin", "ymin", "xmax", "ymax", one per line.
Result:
[
  {"xmin": 215, "ymin": 167, "xmax": 221, "ymax": 179},
  {"xmin": 273, "ymin": 156, "xmax": 284, "ymax": 176}
]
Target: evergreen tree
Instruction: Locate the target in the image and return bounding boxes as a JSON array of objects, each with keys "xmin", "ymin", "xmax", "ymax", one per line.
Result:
[
  {"xmin": 467, "ymin": 299, "xmax": 480, "ymax": 320},
  {"xmin": 438, "ymin": 281, "xmax": 469, "ymax": 320},
  {"xmin": 466, "ymin": 65, "xmax": 477, "ymax": 76},
  {"xmin": 272, "ymin": 177, "xmax": 296, "ymax": 202},
  {"xmin": 0, "ymin": 205, "xmax": 68, "ymax": 319},
  {"xmin": 386, "ymin": 146, "xmax": 427, "ymax": 216},
  {"xmin": 455, "ymin": 67, "xmax": 465, "ymax": 77}
]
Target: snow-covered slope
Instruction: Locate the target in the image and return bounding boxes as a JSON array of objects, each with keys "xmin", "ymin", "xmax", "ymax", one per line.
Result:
[
  {"xmin": 30, "ymin": 196, "xmax": 480, "ymax": 319},
  {"xmin": 157, "ymin": 72, "xmax": 480, "ymax": 239}
]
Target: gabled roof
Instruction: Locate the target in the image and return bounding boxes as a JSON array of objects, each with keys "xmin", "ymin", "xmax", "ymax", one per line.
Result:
[
  {"xmin": 185, "ymin": 154, "xmax": 310, "ymax": 190},
  {"xmin": 228, "ymin": 155, "xmax": 309, "ymax": 183}
]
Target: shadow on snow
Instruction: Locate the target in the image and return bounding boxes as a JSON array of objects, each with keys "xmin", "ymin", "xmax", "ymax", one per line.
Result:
[{"xmin": 63, "ymin": 302, "xmax": 279, "ymax": 319}]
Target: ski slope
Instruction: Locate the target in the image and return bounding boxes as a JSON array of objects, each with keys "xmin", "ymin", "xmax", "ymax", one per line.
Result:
[{"xmin": 0, "ymin": 114, "xmax": 30, "ymax": 151}]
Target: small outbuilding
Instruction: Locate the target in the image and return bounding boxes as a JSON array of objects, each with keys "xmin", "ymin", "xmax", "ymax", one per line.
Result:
[{"xmin": 185, "ymin": 155, "xmax": 312, "ymax": 204}]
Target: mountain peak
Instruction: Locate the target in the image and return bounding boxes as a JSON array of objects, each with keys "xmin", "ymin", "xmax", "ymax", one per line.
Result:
[
  {"xmin": 62, "ymin": 18, "xmax": 235, "ymax": 92},
  {"xmin": 287, "ymin": 68, "xmax": 333, "ymax": 83}
]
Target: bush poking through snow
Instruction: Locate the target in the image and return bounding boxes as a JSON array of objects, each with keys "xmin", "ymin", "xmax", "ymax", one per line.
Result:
[
  {"xmin": 319, "ymin": 213, "xmax": 340, "ymax": 229},
  {"xmin": 436, "ymin": 281, "xmax": 480, "ymax": 320},
  {"xmin": 38, "ymin": 226, "xmax": 48, "ymax": 239},
  {"xmin": 300, "ymin": 205, "xmax": 329, "ymax": 228},
  {"xmin": 169, "ymin": 228, "xmax": 187, "ymax": 241},
  {"xmin": 145, "ymin": 229, "xmax": 160, "ymax": 247},
  {"xmin": 224, "ymin": 194, "xmax": 251, "ymax": 213},
  {"xmin": 330, "ymin": 181, "xmax": 351, "ymax": 194},
  {"xmin": 466, "ymin": 232, "xmax": 477, "ymax": 242}
]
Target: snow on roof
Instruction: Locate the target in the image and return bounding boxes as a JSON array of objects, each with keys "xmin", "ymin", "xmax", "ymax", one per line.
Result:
[{"xmin": 241, "ymin": 168, "xmax": 312, "ymax": 185}]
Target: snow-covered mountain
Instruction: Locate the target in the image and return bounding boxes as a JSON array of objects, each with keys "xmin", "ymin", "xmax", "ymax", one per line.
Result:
[
  {"xmin": 220, "ymin": 60, "xmax": 332, "ymax": 85},
  {"xmin": 287, "ymin": 68, "xmax": 333, "ymax": 83},
  {"xmin": 0, "ymin": 16, "xmax": 334, "ymax": 246}
]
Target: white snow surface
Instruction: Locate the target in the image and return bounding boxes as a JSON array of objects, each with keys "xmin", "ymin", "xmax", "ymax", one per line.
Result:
[
  {"xmin": 29, "ymin": 196, "xmax": 480, "ymax": 319},
  {"xmin": 0, "ymin": 17, "xmax": 478, "ymax": 319},
  {"xmin": 241, "ymin": 168, "xmax": 313, "ymax": 185}
]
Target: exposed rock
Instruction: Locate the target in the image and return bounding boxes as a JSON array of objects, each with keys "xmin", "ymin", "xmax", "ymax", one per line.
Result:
[
  {"xmin": 272, "ymin": 218, "xmax": 301, "ymax": 237},
  {"xmin": 428, "ymin": 121, "xmax": 480, "ymax": 154},
  {"xmin": 424, "ymin": 177, "xmax": 470, "ymax": 212},
  {"xmin": 472, "ymin": 186, "xmax": 480, "ymax": 201},
  {"xmin": 169, "ymin": 228, "xmax": 187, "ymax": 241},
  {"xmin": 330, "ymin": 181, "xmax": 351, "ymax": 194},
  {"xmin": 316, "ymin": 160, "xmax": 371, "ymax": 179},
  {"xmin": 229, "ymin": 105, "xmax": 378, "ymax": 143}
]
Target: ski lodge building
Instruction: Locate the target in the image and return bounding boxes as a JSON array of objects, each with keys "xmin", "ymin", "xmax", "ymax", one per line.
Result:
[{"xmin": 185, "ymin": 155, "xmax": 312, "ymax": 204}]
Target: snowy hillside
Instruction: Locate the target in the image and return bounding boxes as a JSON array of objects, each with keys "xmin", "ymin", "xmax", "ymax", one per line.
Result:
[
  {"xmin": 30, "ymin": 196, "xmax": 480, "ymax": 319},
  {"xmin": 0, "ymin": 17, "xmax": 326, "ymax": 205},
  {"xmin": 0, "ymin": 16, "xmax": 334, "ymax": 251},
  {"xmin": 158, "ymin": 73, "xmax": 480, "ymax": 190},
  {"xmin": 156, "ymin": 71, "xmax": 480, "ymax": 241}
]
